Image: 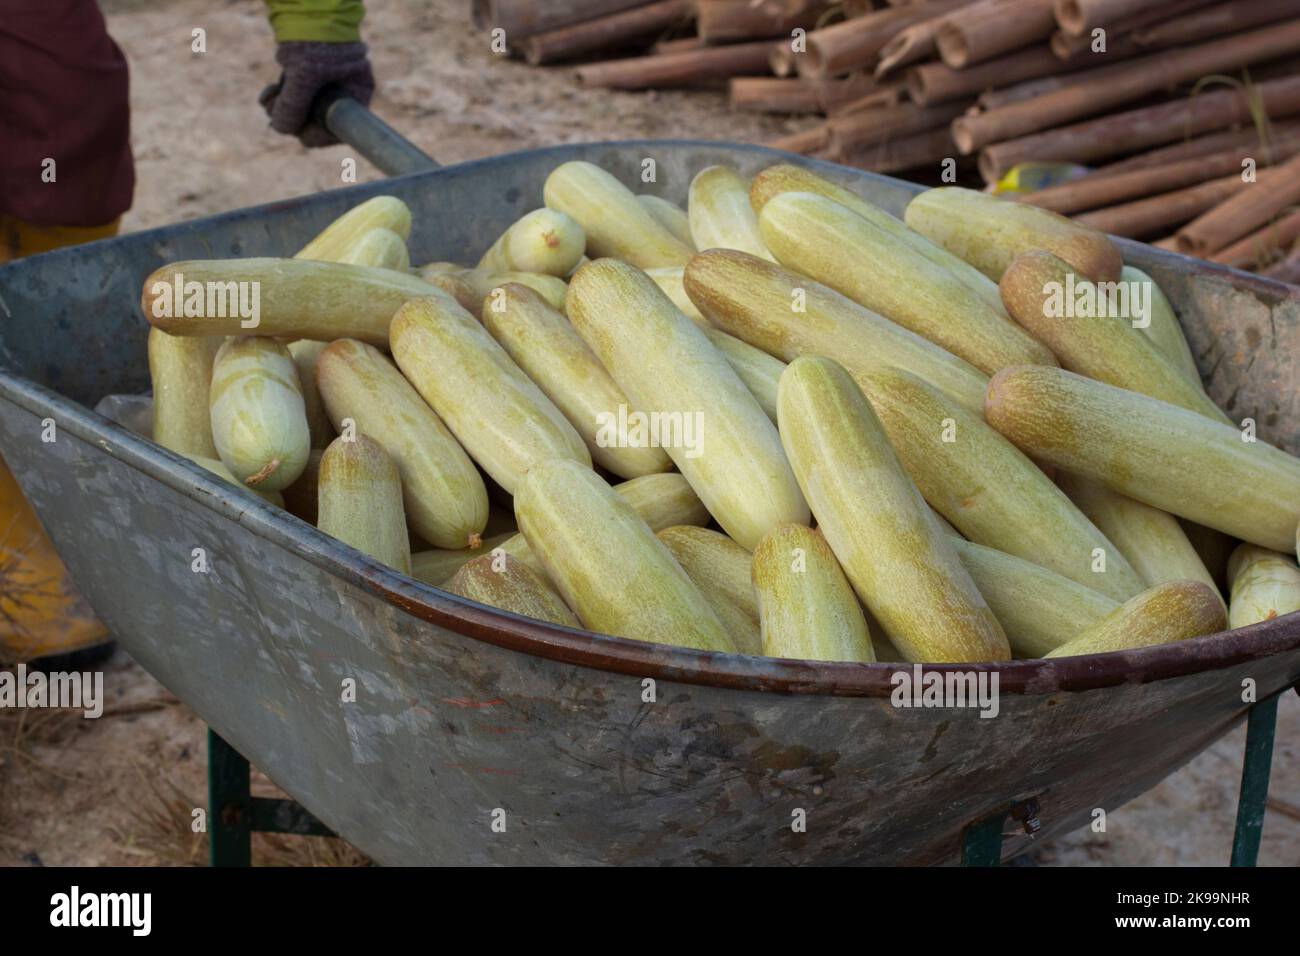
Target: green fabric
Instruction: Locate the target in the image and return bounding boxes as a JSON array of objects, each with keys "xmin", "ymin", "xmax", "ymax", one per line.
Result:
[{"xmin": 265, "ymin": 0, "xmax": 365, "ymax": 43}]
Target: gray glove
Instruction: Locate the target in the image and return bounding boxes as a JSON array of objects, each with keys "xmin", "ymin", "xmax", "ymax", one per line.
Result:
[{"xmin": 260, "ymin": 41, "xmax": 375, "ymax": 148}]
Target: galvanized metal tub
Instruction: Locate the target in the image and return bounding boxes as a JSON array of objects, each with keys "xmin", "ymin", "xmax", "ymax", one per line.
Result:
[{"xmin": 1, "ymin": 140, "xmax": 1298, "ymax": 865}]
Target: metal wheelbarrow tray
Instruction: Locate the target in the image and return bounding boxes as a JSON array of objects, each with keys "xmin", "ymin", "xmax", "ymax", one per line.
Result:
[{"xmin": 2, "ymin": 139, "xmax": 1298, "ymax": 866}]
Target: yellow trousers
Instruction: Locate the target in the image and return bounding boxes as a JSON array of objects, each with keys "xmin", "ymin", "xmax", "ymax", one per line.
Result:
[{"xmin": 0, "ymin": 215, "xmax": 116, "ymax": 660}]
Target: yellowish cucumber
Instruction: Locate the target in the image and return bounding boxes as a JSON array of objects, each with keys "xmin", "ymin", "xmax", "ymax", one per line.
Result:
[
  {"xmin": 752, "ymin": 523, "xmax": 875, "ymax": 663},
  {"xmin": 209, "ymin": 337, "xmax": 311, "ymax": 492},
  {"xmin": 1226, "ymin": 544, "xmax": 1300, "ymax": 629},
  {"xmin": 985, "ymin": 365, "xmax": 1300, "ymax": 552},
  {"xmin": 1044, "ymin": 580, "xmax": 1226, "ymax": 658},
  {"xmin": 294, "ymin": 195, "xmax": 412, "ymax": 262},
  {"xmin": 688, "ymin": 166, "xmax": 773, "ymax": 260},
  {"xmin": 409, "ymin": 532, "xmax": 516, "ymax": 586},
  {"xmin": 701, "ymin": 326, "xmax": 784, "ymax": 423},
  {"xmin": 286, "ymin": 340, "xmax": 334, "ymax": 449},
  {"xmin": 567, "ymin": 258, "xmax": 808, "ymax": 549},
  {"xmin": 141, "ymin": 257, "xmax": 449, "ymax": 344},
  {"xmin": 658, "ymin": 525, "xmax": 761, "ymax": 655},
  {"xmin": 336, "ymin": 227, "xmax": 410, "ymax": 271},
  {"xmin": 637, "ymin": 194, "xmax": 695, "ymax": 249},
  {"xmin": 316, "ymin": 338, "xmax": 489, "ymax": 549},
  {"xmin": 543, "ymin": 161, "xmax": 694, "ymax": 268},
  {"xmin": 759, "ymin": 191, "xmax": 1056, "ymax": 375},
  {"xmin": 183, "ymin": 453, "xmax": 285, "ymax": 508},
  {"xmin": 390, "ymin": 296, "xmax": 591, "ymax": 494},
  {"xmin": 514, "ymin": 460, "xmax": 736, "ymax": 652},
  {"xmin": 645, "ymin": 266, "xmax": 706, "ymax": 323},
  {"xmin": 148, "ymin": 327, "xmax": 221, "ymax": 459},
  {"xmin": 1000, "ymin": 251, "xmax": 1230, "ymax": 424},
  {"xmin": 749, "ymin": 163, "xmax": 1006, "ymax": 315},
  {"xmin": 445, "ymin": 552, "xmax": 580, "ymax": 628},
  {"xmin": 778, "ymin": 356, "xmax": 1010, "ymax": 662},
  {"xmin": 1123, "ymin": 265, "xmax": 1201, "ymax": 385},
  {"xmin": 480, "ymin": 283, "xmax": 672, "ymax": 478},
  {"xmin": 904, "ymin": 186, "xmax": 1123, "ymax": 282},
  {"xmin": 857, "ymin": 366, "xmax": 1144, "ymax": 601},
  {"xmin": 318, "ymin": 434, "xmax": 411, "ymax": 574},
  {"xmin": 477, "ymin": 208, "xmax": 586, "ymax": 277},
  {"xmin": 683, "ymin": 249, "xmax": 989, "ymax": 414}
]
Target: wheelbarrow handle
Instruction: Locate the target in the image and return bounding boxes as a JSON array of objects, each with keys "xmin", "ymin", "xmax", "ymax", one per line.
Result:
[{"xmin": 316, "ymin": 94, "xmax": 440, "ymax": 178}]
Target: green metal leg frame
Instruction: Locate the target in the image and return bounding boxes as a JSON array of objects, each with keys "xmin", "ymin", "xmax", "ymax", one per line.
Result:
[
  {"xmin": 207, "ymin": 728, "xmax": 336, "ymax": 867},
  {"xmin": 961, "ymin": 688, "xmax": 1291, "ymax": 867}
]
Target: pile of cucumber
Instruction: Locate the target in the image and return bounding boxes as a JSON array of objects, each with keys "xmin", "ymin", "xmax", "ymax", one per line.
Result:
[{"xmin": 139, "ymin": 160, "xmax": 1300, "ymax": 663}]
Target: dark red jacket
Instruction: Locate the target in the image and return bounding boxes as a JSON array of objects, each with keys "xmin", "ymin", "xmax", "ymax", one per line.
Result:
[{"xmin": 0, "ymin": 0, "xmax": 134, "ymax": 226}]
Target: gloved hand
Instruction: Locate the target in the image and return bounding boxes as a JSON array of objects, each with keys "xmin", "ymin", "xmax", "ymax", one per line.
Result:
[{"xmin": 259, "ymin": 41, "xmax": 374, "ymax": 148}]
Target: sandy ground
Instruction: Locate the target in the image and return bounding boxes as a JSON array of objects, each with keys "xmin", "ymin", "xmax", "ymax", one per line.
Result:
[{"xmin": 1, "ymin": 0, "xmax": 1297, "ymax": 867}]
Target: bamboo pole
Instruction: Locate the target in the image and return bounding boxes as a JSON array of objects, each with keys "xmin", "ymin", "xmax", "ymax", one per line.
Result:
[
  {"xmin": 654, "ymin": 35, "xmax": 702, "ymax": 54},
  {"xmin": 1175, "ymin": 152, "xmax": 1300, "ymax": 255},
  {"xmin": 953, "ymin": 21, "xmax": 1300, "ymax": 153},
  {"xmin": 698, "ymin": 0, "xmax": 829, "ymax": 44},
  {"xmin": 875, "ymin": 7, "xmax": 960, "ymax": 76},
  {"xmin": 1132, "ymin": 0, "xmax": 1300, "ymax": 48},
  {"xmin": 839, "ymin": 126, "xmax": 957, "ymax": 172},
  {"xmin": 977, "ymin": 75, "xmax": 1300, "ymax": 182},
  {"xmin": 828, "ymin": 80, "xmax": 909, "ymax": 114},
  {"xmin": 473, "ymin": 0, "xmax": 655, "ymax": 39},
  {"xmin": 977, "ymin": 53, "xmax": 1137, "ymax": 110},
  {"xmin": 1054, "ymin": 0, "xmax": 1178, "ymax": 38},
  {"xmin": 829, "ymin": 99, "xmax": 970, "ymax": 156},
  {"xmin": 1084, "ymin": 122, "xmax": 1300, "ymax": 178},
  {"xmin": 1075, "ymin": 168, "xmax": 1285, "ymax": 237},
  {"xmin": 908, "ymin": 41, "xmax": 1123, "ymax": 105},
  {"xmin": 798, "ymin": 0, "xmax": 968, "ymax": 78},
  {"xmin": 768, "ymin": 124, "xmax": 831, "ymax": 154},
  {"xmin": 1209, "ymin": 209, "xmax": 1300, "ymax": 268},
  {"xmin": 730, "ymin": 76, "xmax": 822, "ymax": 113},
  {"xmin": 576, "ymin": 40, "xmax": 775, "ymax": 88},
  {"xmin": 1017, "ymin": 133, "xmax": 1300, "ymax": 215},
  {"xmin": 1051, "ymin": 0, "xmax": 1228, "ymax": 58},
  {"xmin": 935, "ymin": 0, "xmax": 1056, "ymax": 69},
  {"xmin": 818, "ymin": 72, "xmax": 893, "ymax": 111},
  {"xmin": 521, "ymin": 0, "xmax": 694, "ymax": 65}
]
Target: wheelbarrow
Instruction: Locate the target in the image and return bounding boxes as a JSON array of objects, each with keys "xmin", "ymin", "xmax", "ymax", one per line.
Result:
[{"xmin": 1, "ymin": 99, "xmax": 1298, "ymax": 866}]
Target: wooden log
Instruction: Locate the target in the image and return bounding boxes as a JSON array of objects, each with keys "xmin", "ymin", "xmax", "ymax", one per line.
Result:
[
  {"xmin": 975, "ymin": 73, "xmax": 1300, "ymax": 181},
  {"xmin": 698, "ymin": 0, "xmax": 829, "ymax": 44},
  {"xmin": 977, "ymin": 53, "xmax": 1136, "ymax": 110},
  {"xmin": 1084, "ymin": 122, "xmax": 1300, "ymax": 178},
  {"xmin": 839, "ymin": 126, "xmax": 957, "ymax": 173},
  {"xmin": 818, "ymin": 72, "xmax": 894, "ymax": 111},
  {"xmin": 1054, "ymin": 0, "xmax": 1182, "ymax": 38},
  {"xmin": 799, "ymin": 0, "xmax": 968, "ymax": 78},
  {"xmin": 875, "ymin": 7, "xmax": 957, "ymax": 76},
  {"xmin": 935, "ymin": 0, "xmax": 1057, "ymax": 69},
  {"xmin": 1175, "ymin": 152, "xmax": 1300, "ymax": 255},
  {"xmin": 521, "ymin": 0, "xmax": 695, "ymax": 65},
  {"xmin": 829, "ymin": 99, "xmax": 970, "ymax": 156},
  {"xmin": 768, "ymin": 124, "xmax": 831, "ymax": 154},
  {"xmin": 952, "ymin": 22, "xmax": 1300, "ymax": 153},
  {"xmin": 1018, "ymin": 132, "xmax": 1300, "ymax": 215},
  {"xmin": 1050, "ymin": 0, "xmax": 1217, "ymax": 57},
  {"xmin": 908, "ymin": 40, "xmax": 1125, "ymax": 105},
  {"xmin": 576, "ymin": 40, "xmax": 776, "ymax": 88},
  {"xmin": 730, "ymin": 76, "xmax": 822, "ymax": 113},
  {"xmin": 473, "ymin": 0, "xmax": 654, "ymax": 39},
  {"xmin": 1209, "ymin": 209, "xmax": 1300, "ymax": 268},
  {"xmin": 1075, "ymin": 168, "xmax": 1285, "ymax": 237},
  {"xmin": 827, "ymin": 81, "xmax": 909, "ymax": 115},
  {"xmin": 653, "ymin": 35, "xmax": 702, "ymax": 54},
  {"xmin": 1133, "ymin": 0, "xmax": 1300, "ymax": 49}
]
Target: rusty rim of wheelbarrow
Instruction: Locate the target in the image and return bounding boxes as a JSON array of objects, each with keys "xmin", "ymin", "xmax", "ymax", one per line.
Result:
[{"xmin": 7, "ymin": 351, "xmax": 1300, "ymax": 702}]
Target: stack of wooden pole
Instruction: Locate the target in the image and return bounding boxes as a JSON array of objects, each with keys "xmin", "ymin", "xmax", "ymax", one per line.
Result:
[{"xmin": 471, "ymin": 1, "xmax": 1300, "ymax": 277}]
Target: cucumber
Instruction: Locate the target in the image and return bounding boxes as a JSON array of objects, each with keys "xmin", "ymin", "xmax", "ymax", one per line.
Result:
[
  {"xmin": 759, "ymin": 191, "xmax": 1057, "ymax": 375},
  {"xmin": 688, "ymin": 166, "xmax": 773, "ymax": 261},
  {"xmin": 1226, "ymin": 544, "xmax": 1300, "ymax": 629},
  {"xmin": 683, "ymin": 248, "xmax": 989, "ymax": 415},
  {"xmin": 700, "ymin": 327, "xmax": 784, "ymax": 423},
  {"xmin": 336, "ymin": 227, "xmax": 410, "ymax": 271},
  {"xmin": 904, "ymin": 186, "xmax": 1123, "ymax": 282},
  {"xmin": 294, "ymin": 196, "xmax": 412, "ymax": 262},
  {"xmin": 637, "ymin": 195, "xmax": 695, "ymax": 249},
  {"xmin": 1123, "ymin": 266, "xmax": 1201, "ymax": 386},
  {"xmin": 318, "ymin": 434, "xmax": 411, "ymax": 574},
  {"xmin": 567, "ymin": 258, "xmax": 808, "ymax": 550},
  {"xmin": 389, "ymin": 296, "xmax": 591, "ymax": 495},
  {"xmin": 286, "ymin": 340, "xmax": 335, "ymax": 449},
  {"xmin": 445, "ymin": 552, "xmax": 580, "ymax": 628},
  {"xmin": 477, "ymin": 208, "xmax": 586, "ymax": 277},
  {"xmin": 183, "ymin": 453, "xmax": 284, "ymax": 508},
  {"xmin": 645, "ymin": 266, "xmax": 707, "ymax": 324},
  {"xmin": 658, "ymin": 526, "xmax": 761, "ymax": 655},
  {"xmin": 209, "ymin": 337, "xmax": 310, "ymax": 492},
  {"xmin": 778, "ymin": 356, "xmax": 1010, "ymax": 662},
  {"xmin": 148, "ymin": 327, "xmax": 221, "ymax": 459},
  {"xmin": 316, "ymin": 338, "xmax": 488, "ymax": 550},
  {"xmin": 752, "ymin": 523, "xmax": 875, "ymax": 663},
  {"xmin": 409, "ymin": 532, "xmax": 516, "ymax": 586},
  {"xmin": 1044, "ymin": 580, "xmax": 1226, "ymax": 658},
  {"xmin": 515, "ymin": 460, "xmax": 736, "ymax": 652},
  {"xmin": 986, "ymin": 365, "xmax": 1300, "ymax": 553}
]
